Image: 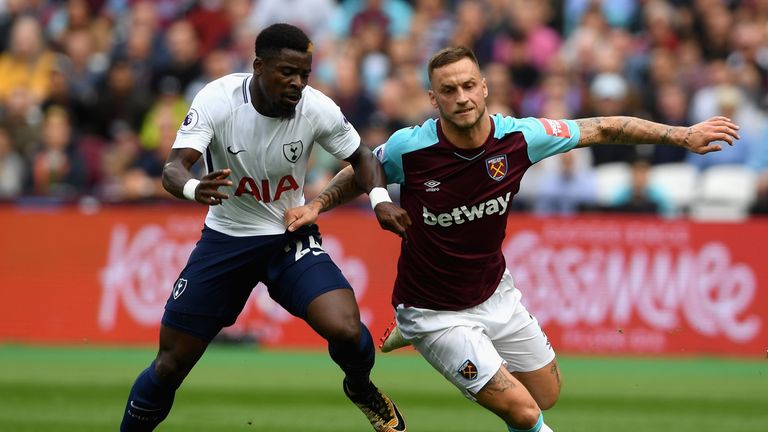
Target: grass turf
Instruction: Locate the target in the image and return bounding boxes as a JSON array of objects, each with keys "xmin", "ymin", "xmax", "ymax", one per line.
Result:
[{"xmin": 0, "ymin": 344, "xmax": 766, "ymax": 431}]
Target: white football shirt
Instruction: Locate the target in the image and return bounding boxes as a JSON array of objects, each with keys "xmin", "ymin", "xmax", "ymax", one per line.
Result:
[{"xmin": 173, "ymin": 73, "xmax": 360, "ymax": 236}]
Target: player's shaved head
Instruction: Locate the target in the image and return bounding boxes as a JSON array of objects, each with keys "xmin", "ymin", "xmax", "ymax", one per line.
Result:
[
  {"xmin": 255, "ymin": 23, "xmax": 313, "ymax": 60},
  {"xmin": 428, "ymin": 46, "xmax": 480, "ymax": 84}
]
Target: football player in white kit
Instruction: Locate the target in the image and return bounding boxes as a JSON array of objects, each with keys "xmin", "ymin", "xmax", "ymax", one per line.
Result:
[{"xmin": 120, "ymin": 23, "xmax": 411, "ymax": 432}]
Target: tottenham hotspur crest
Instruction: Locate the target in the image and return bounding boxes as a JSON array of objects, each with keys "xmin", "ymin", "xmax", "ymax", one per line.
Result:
[
  {"xmin": 173, "ymin": 278, "xmax": 188, "ymax": 299},
  {"xmin": 283, "ymin": 140, "xmax": 303, "ymax": 163}
]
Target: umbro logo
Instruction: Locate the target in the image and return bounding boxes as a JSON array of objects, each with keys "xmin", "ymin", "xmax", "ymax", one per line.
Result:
[
  {"xmin": 424, "ymin": 180, "xmax": 440, "ymax": 192},
  {"xmin": 227, "ymin": 146, "xmax": 246, "ymax": 155}
]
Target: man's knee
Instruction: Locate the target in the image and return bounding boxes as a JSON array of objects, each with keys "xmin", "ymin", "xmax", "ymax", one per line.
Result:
[
  {"xmin": 154, "ymin": 351, "xmax": 194, "ymax": 386},
  {"xmin": 501, "ymin": 401, "xmax": 541, "ymax": 429},
  {"xmin": 324, "ymin": 315, "xmax": 362, "ymax": 345}
]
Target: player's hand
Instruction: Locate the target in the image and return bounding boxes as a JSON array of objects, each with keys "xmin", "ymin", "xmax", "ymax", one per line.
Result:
[
  {"xmin": 196, "ymin": 169, "xmax": 232, "ymax": 206},
  {"xmin": 682, "ymin": 116, "xmax": 740, "ymax": 154},
  {"xmin": 284, "ymin": 201, "xmax": 321, "ymax": 232},
  {"xmin": 374, "ymin": 202, "xmax": 411, "ymax": 239}
]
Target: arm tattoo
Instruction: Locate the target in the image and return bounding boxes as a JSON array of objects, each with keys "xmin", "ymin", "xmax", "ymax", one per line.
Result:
[
  {"xmin": 482, "ymin": 369, "xmax": 517, "ymax": 395},
  {"xmin": 312, "ymin": 168, "xmax": 364, "ymax": 212},
  {"xmin": 575, "ymin": 116, "xmax": 685, "ymax": 147}
]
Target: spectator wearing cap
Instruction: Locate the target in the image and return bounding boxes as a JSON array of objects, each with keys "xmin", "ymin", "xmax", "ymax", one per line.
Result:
[{"xmin": 586, "ymin": 72, "xmax": 639, "ymax": 165}]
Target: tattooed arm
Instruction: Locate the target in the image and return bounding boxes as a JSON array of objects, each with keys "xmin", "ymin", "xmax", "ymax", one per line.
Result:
[
  {"xmin": 284, "ymin": 166, "xmax": 412, "ymax": 236},
  {"xmin": 307, "ymin": 166, "xmax": 365, "ymax": 214},
  {"xmin": 575, "ymin": 116, "xmax": 740, "ymax": 154}
]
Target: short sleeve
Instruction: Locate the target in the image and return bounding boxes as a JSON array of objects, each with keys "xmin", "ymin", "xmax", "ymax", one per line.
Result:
[
  {"xmin": 172, "ymin": 83, "xmax": 225, "ymax": 154},
  {"xmin": 497, "ymin": 116, "xmax": 580, "ymax": 164},
  {"xmin": 311, "ymin": 92, "xmax": 361, "ymax": 160},
  {"xmin": 373, "ymin": 125, "xmax": 424, "ymax": 185}
]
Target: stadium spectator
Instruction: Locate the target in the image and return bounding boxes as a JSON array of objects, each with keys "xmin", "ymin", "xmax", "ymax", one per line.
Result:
[
  {"xmin": 184, "ymin": 47, "xmax": 236, "ymax": 104},
  {"xmin": 686, "ymin": 85, "xmax": 754, "ymax": 171},
  {"xmin": 245, "ymin": 0, "xmax": 338, "ymax": 44},
  {"xmin": 0, "ymin": 15, "xmax": 56, "ymax": 104},
  {"xmin": 288, "ymin": 46, "xmax": 740, "ymax": 432},
  {"xmin": 30, "ymin": 106, "xmax": 87, "ymax": 198},
  {"xmin": 89, "ymin": 59, "xmax": 153, "ymax": 140},
  {"xmin": 184, "ymin": 0, "xmax": 233, "ymax": 58},
  {"xmin": 609, "ymin": 156, "xmax": 670, "ymax": 215},
  {"xmin": 0, "ymin": 125, "xmax": 25, "ymax": 198},
  {"xmin": 534, "ymin": 149, "xmax": 597, "ymax": 216},
  {"xmin": 0, "ymin": 85, "xmax": 43, "ymax": 167},
  {"xmin": 648, "ymin": 82, "xmax": 690, "ymax": 164},
  {"xmin": 139, "ymin": 77, "xmax": 188, "ymax": 158},
  {"xmin": 0, "ymin": 1, "xmax": 764, "ymax": 211},
  {"xmin": 45, "ymin": 0, "xmax": 95, "ymax": 49},
  {"xmin": 119, "ymin": 23, "xmax": 410, "ymax": 432},
  {"xmin": 150, "ymin": 19, "xmax": 203, "ymax": 95},
  {"xmin": 585, "ymin": 72, "xmax": 639, "ymax": 165}
]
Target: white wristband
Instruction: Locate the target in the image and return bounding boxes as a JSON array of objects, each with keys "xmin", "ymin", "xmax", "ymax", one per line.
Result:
[
  {"xmin": 182, "ymin": 178, "xmax": 200, "ymax": 201},
  {"xmin": 369, "ymin": 187, "xmax": 392, "ymax": 210}
]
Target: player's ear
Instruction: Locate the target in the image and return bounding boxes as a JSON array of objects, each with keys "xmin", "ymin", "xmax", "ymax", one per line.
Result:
[
  {"xmin": 428, "ymin": 89, "xmax": 438, "ymax": 109},
  {"xmin": 482, "ymin": 78, "xmax": 488, "ymax": 98},
  {"xmin": 253, "ymin": 57, "xmax": 263, "ymax": 75}
]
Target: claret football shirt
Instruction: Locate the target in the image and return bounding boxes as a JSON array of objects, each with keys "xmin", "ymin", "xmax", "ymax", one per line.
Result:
[
  {"xmin": 375, "ymin": 115, "xmax": 580, "ymax": 310},
  {"xmin": 173, "ymin": 73, "xmax": 360, "ymax": 236}
]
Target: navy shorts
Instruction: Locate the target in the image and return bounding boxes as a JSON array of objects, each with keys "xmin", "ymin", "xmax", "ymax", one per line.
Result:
[{"xmin": 162, "ymin": 224, "xmax": 351, "ymax": 341}]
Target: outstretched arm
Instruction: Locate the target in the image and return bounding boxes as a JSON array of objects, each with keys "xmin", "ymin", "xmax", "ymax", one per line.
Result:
[
  {"xmin": 575, "ymin": 116, "xmax": 740, "ymax": 152},
  {"xmin": 285, "ymin": 146, "xmax": 412, "ymax": 236}
]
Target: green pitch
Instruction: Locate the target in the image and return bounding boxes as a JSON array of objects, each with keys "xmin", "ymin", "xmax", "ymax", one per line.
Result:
[{"xmin": 0, "ymin": 345, "xmax": 766, "ymax": 431}]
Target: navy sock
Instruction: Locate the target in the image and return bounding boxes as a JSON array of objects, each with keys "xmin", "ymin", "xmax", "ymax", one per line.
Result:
[
  {"xmin": 120, "ymin": 362, "xmax": 178, "ymax": 432},
  {"xmin": 329, "ymin": 322, "xmax": 375, "ymax": 393}
]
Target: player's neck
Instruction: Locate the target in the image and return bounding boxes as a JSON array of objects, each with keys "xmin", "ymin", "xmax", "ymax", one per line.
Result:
[
  {"xmin": 440, "ymin": 115, "xmax": 492, "ymax": 149},
  {"xmin": 249, "ymin": 77, "xmax": 283, "ymax": 118}
]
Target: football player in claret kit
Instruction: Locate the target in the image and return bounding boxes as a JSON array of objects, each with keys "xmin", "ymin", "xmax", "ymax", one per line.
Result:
[
  {"xmin": 284, "ymin": 46, "xmax": 740, "ymax": 432},
  {"xmin": 119, "ymin": 23, "xmax": 410, "ymax": 432}
]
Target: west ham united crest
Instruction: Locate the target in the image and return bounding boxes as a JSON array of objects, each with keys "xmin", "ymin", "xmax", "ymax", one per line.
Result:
[
  {"xmin": 485, "ymin": 155, "xmax": 508, "ymax": 181},
  {"xmin": 283, "ymin": 140, "xmax": 303, "ymax": 163},
  {"xmin": 173, "ymin": 278, "xmax": 187, "ymax": 299},
  {"xmin": 458, "ymin": 359, "xmax": 478, "ymax": 380}
]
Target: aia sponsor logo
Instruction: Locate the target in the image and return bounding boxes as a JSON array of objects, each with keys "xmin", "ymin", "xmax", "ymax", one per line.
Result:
[
  {"xmin": 234, "ymin": 175, "xmax": 299, "ymax": 202},
  {"xmin": 485, "ymin": 155, "xmax": 508, "ymax": 181},
  {"xmin": 537, "ymin": 118, "xmax": 571, "ymax": 138},
  {"xmin": 458, "ymin": 359, "xmax": 478, "ymax": 380}
]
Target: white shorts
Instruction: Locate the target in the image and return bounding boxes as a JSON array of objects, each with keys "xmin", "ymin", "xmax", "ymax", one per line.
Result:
[{"xmin": 395, "ymin": 270, "xmax": 555, "ymax": 400}]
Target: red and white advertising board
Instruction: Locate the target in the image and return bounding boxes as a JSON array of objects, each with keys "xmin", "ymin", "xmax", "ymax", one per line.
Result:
[{"xmin": 1, "ymin": 205, "xmax": 765, "ymax": 357}]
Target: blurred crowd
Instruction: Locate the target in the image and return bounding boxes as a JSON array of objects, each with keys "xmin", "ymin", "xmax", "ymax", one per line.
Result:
[{"xmin": 0, "ymin": 0, "xmax": 766, "ymax": 216}]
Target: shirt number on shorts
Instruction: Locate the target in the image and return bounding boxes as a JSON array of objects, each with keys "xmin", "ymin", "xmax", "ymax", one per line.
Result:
[{"xmin": 289, "ymin": 234, "xmax": 326, "ymax": 261}]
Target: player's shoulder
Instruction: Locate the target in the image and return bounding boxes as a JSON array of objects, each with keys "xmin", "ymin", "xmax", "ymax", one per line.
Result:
[
  {"xmin": 384, "ymin": 118, "xmax": 439, "ymax": 156},
  {"xmin": 491, "ymin": 114, "xmax": 530, "ymax": 136},
  {"xmin": 195, "ymin": 73, "xmax": 252, "ymax": 105},
  {"xmin": 491, "ymin": 114, "xmax": 576, "ymax": 140},
  {"xmin": 299, "ymin": 85, "xmax": 340, "ymax": 112}
]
